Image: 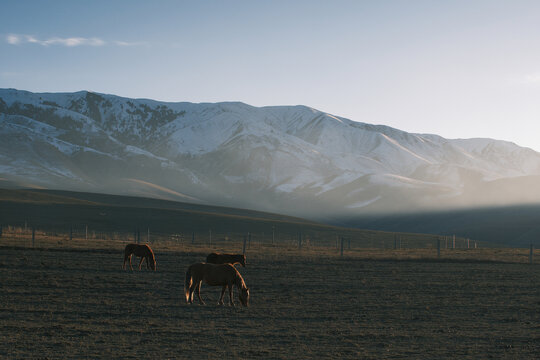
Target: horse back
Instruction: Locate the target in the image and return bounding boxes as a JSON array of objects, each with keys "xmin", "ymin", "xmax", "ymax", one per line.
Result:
[
  {"xmin": 206, "ymin": 252, "xmax": 245, "ymax": 266},
  {"xmin": 190, "ymin": 262, "xmax": 238, "ymax": 286},
  {"xmin": 124, "ymin": 243, "xmax": 138, "ymax": 255},
  {"xmin": 206, "ymin": 252, "xmax": 219, "ymax": 263},
  {"xmin": 125, "ymin": 243, "xmax": 153, "ymax": 257}
]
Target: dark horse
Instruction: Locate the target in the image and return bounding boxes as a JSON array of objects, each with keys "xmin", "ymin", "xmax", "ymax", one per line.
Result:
[
  {"xmin": 185, "ymin": 263, "xmax": 249, "ymax": 306},
  {"xmin": 123, "ymin": 243, "xmax": 156, "ymax": 271},
  {"xmin": 206, "ymin": 252, "xmax": 246, "ymax": 267}
]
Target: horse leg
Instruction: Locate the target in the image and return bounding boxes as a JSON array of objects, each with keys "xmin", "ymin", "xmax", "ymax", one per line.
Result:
[
  {"xmin": 191, "ymin": 282, "xmax": 199, "ymax": 304},
  {"xmin": 128, "ymin": 255, "xmax": 133, "ymax": 270},
  {"xmin": 188, "ymin": 278, "xmax": 197, "ymax": 304},
  {"xmin": 196, "ymin": 281, "xmax": 205, "ymax": 305},
  {"xmin": 218, "ymin": 286, "xmax": 226, "ymax": 305},
  {"xmin": 228, "ymin": 283, "xmax": 235, "ymax": 307},
  {"xmin": 138, "ymin": 256, "xmax": 144, "ymax": 270},
  {"xmin": 188, "ymin": 283, "xmax": 195, "ymax": 304}
]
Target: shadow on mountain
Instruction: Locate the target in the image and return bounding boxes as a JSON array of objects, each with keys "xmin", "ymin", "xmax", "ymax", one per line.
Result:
[{"xmin": 339, "ymin": 204, "xmax": 540, "ymax": 247}]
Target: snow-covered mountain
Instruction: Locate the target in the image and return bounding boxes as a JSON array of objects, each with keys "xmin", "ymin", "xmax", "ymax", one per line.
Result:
[{"xmin": 2, "ymin": 88, "xmax": 540, "ymax": 219}]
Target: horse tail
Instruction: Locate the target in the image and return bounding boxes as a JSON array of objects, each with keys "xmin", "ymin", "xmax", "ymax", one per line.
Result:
[
  {"xmin": 123, "ymin": 244, "xmax": 133, "ymax": 269},
  {"xmin": 184, "ymin": 265, "xmax": 192, "ymax": 303},
  {"xmin": 124, "ymin": 244, "xmax": 132, "ymax": 257}
]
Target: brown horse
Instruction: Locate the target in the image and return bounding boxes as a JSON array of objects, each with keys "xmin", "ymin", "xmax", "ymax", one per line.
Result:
[
  {"xmin": 206, "ymin": 252, "xmax": 246, "ymax": 267},
  {"xmin": 185, "ymin": 263, "xmax": 249, "ymax": 306},
  {"xmin": 123, "ymin": 243, "xmax": 156, "ymax": 271}
]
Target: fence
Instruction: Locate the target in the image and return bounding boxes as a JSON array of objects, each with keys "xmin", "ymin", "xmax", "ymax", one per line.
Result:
[{"xmin": 0, "ymin": 224, "xmax": 536, "ymax": 264}]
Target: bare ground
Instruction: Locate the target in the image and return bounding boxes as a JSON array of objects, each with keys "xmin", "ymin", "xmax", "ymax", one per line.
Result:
[{"xmin": 0, "ymin": 244, "xmax": 538, "ymax": 359}]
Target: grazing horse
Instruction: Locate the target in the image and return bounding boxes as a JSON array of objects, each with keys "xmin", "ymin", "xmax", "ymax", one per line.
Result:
[
  {"xmin": 123, "ymin": 243, "xmax": 156, "ymax": 271},
  {"xmin": 206, "ymin": 252, "xmax": 246, "ymax": 267},
  {"xmin": 185, "ymin": 263, "xmax": 249, "ymax": 307}
]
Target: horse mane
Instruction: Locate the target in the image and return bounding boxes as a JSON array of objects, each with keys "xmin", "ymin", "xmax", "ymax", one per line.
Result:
[
  {"xmin": 234, "ymin": 269, "xmax": 247, "ymax": 290},
  {"xmin": 145, "ymin": 244, "xmax": 155, "ymax": 260},
  {"xmin": 145, "ymin": 245, "xmax": 156, "ymax": 267}
]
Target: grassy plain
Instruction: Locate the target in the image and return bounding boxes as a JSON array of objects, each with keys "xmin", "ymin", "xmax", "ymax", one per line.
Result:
[
  {"xmin": 0, "ymin": 237, "xmax": 538, "ymax": 359},
  {"xmin": 0, "ymin": 188, "xmax": 488, "ymax": 252}
]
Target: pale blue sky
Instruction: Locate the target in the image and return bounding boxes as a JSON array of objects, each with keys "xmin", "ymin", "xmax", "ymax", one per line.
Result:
[{"xmin": 2, "ymin": 1, "xmax": 540, "ymax": 150}]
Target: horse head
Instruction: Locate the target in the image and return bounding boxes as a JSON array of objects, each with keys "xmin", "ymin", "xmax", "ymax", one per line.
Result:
[
  {"xmin": 239, "ymin": 287, "xmax": 250, "ymax": 307},
  {"xmin": 147, "ymin": 249, "xmax": 157, "ymax": 271}
]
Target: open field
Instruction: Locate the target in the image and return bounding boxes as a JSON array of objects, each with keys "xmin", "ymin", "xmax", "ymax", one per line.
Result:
[
  {"xmin": 0, "ymin": 238, "xmax": 538, "ymax": 359},
  {"xmin": 0, "ymin": 188, "xmax": 486, "ymax": 250}
]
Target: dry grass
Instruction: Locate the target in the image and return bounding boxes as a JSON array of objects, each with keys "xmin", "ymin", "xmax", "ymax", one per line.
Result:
[
  {"xmin": 1, "ymin": 228, "xmax": 536, "ymax": 264},
  {"xmin": 0, "ymin": 236, "xmax": 538, "ymax": 359}
]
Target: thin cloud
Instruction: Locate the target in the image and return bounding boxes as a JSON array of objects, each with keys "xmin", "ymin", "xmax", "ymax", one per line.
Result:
[
  {"xmin": 6, "ymin": 34, "xmax": 21, "ymax": 45},
  {"xmin": 113, "ymin": 40, "xmax": 148, "ymax": 47},
  {"xmin": 42, "ymin": 37, "xmax": 105, "ymax": 47},
  {"xmin": 5, "ymin": 34, "xmax": 143, "ymax": 47}
]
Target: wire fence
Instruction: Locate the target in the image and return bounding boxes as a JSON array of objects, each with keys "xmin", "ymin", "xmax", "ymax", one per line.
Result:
[
  {"xmin": 0, "ymin": 224, "xmax": 536, "ymax": 264},
  {"xmin": 0, "ymin": 224, "xmax": 483, "ymax": 248}
]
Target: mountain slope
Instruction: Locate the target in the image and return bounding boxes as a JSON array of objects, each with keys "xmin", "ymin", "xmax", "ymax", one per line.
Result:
[{"xmin": 1, "ymin": 88, "xmax": 540, "ymax": 219}]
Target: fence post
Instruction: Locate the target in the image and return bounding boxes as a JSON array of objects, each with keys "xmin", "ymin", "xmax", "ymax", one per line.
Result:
[
  {"xmin": 32, "ymin": 227, "xmax": 35, "ymax": 247},
  {"xmin": 69, "ymin": 225, "xmax": 73, "ymax": 241},
  {"xmin": 452, "ymin": 235, "xmax": 455, "ymax": 249},
  {"xmin": 298, "ymin": 233, "xmax": 302, "ymax": 249},
  {"xmin": 272, "ymin": 226, "xmax": 275, "ymax": 245},
  {"xmin": 242, "ymin": 235, "xmax": 247, "ymax": 255},
  {"xmin": 85, "ymin": 225, "xmax": 88, "ymax": 241},
  {"xmin": 248, "ymin": 232, "xmax": 251, "ymax": 249},
  {"xmin": 467, "ymin": 238, "xmax": 470, "ymax": 249},
  {"xmin": 340, "ymin": 237, "xmax": 344, "ymax": 257},
  {"xmin": 437, "ymin": 237, "xmax": 441, "ymax": 258},
  {"xmin": 530, "ymin": 244, "xmax": 534, "ymax": 265},
  {"xmin": 394, "ymin": 235, "xmax": 397, "ymax": 250}
]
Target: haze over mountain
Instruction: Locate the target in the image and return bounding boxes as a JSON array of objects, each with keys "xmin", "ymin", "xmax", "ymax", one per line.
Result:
[{"xmin": 2, "ymin": 88, "xmax": 540, "ymax": 221}]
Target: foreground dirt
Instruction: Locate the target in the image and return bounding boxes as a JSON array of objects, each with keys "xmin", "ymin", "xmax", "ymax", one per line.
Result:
[{"xmin": 0, "ymin": 246, "xmax": 538, "ymax": 359}]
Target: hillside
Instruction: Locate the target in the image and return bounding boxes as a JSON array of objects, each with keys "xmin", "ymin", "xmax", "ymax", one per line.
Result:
[
  {"xmin": 1, "ymin": 189, "xmax": 430, "ymax": 248},
  {"xmin": 345, "ymin": 204, "xmax": 540, "ymax": 247},
  {"xmin": 2, "ymin": 89, "xmax": 540, "ymax": 220}
]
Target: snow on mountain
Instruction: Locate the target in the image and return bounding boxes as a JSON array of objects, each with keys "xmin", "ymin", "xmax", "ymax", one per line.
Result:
[{"xmin": 2, "ymin": 88, "xmax": 540, "ymax": 218}]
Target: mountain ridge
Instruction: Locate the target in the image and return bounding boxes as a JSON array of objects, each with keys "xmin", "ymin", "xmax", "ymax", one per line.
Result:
[{"xmin": 2, "ymin": 88, "xmax": 540, "ymax": 219}]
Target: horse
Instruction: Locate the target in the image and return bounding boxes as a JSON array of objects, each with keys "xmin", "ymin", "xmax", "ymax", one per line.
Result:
[
  {"xmin": 206, "ymin": 252, "xmax": 246, "ymax": 267},
  {"xmin": 122, "ymin": 243, "xmax": 156, "ymax": 271},
  {"xmin": 185, "ymin": 262, "xmax": 249, "ymax": 307}
]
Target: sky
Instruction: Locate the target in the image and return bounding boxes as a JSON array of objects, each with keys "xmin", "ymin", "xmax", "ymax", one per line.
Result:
[{"xmin": 2, "ymin": 0, "xmax": 540, "ymax": 151}]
